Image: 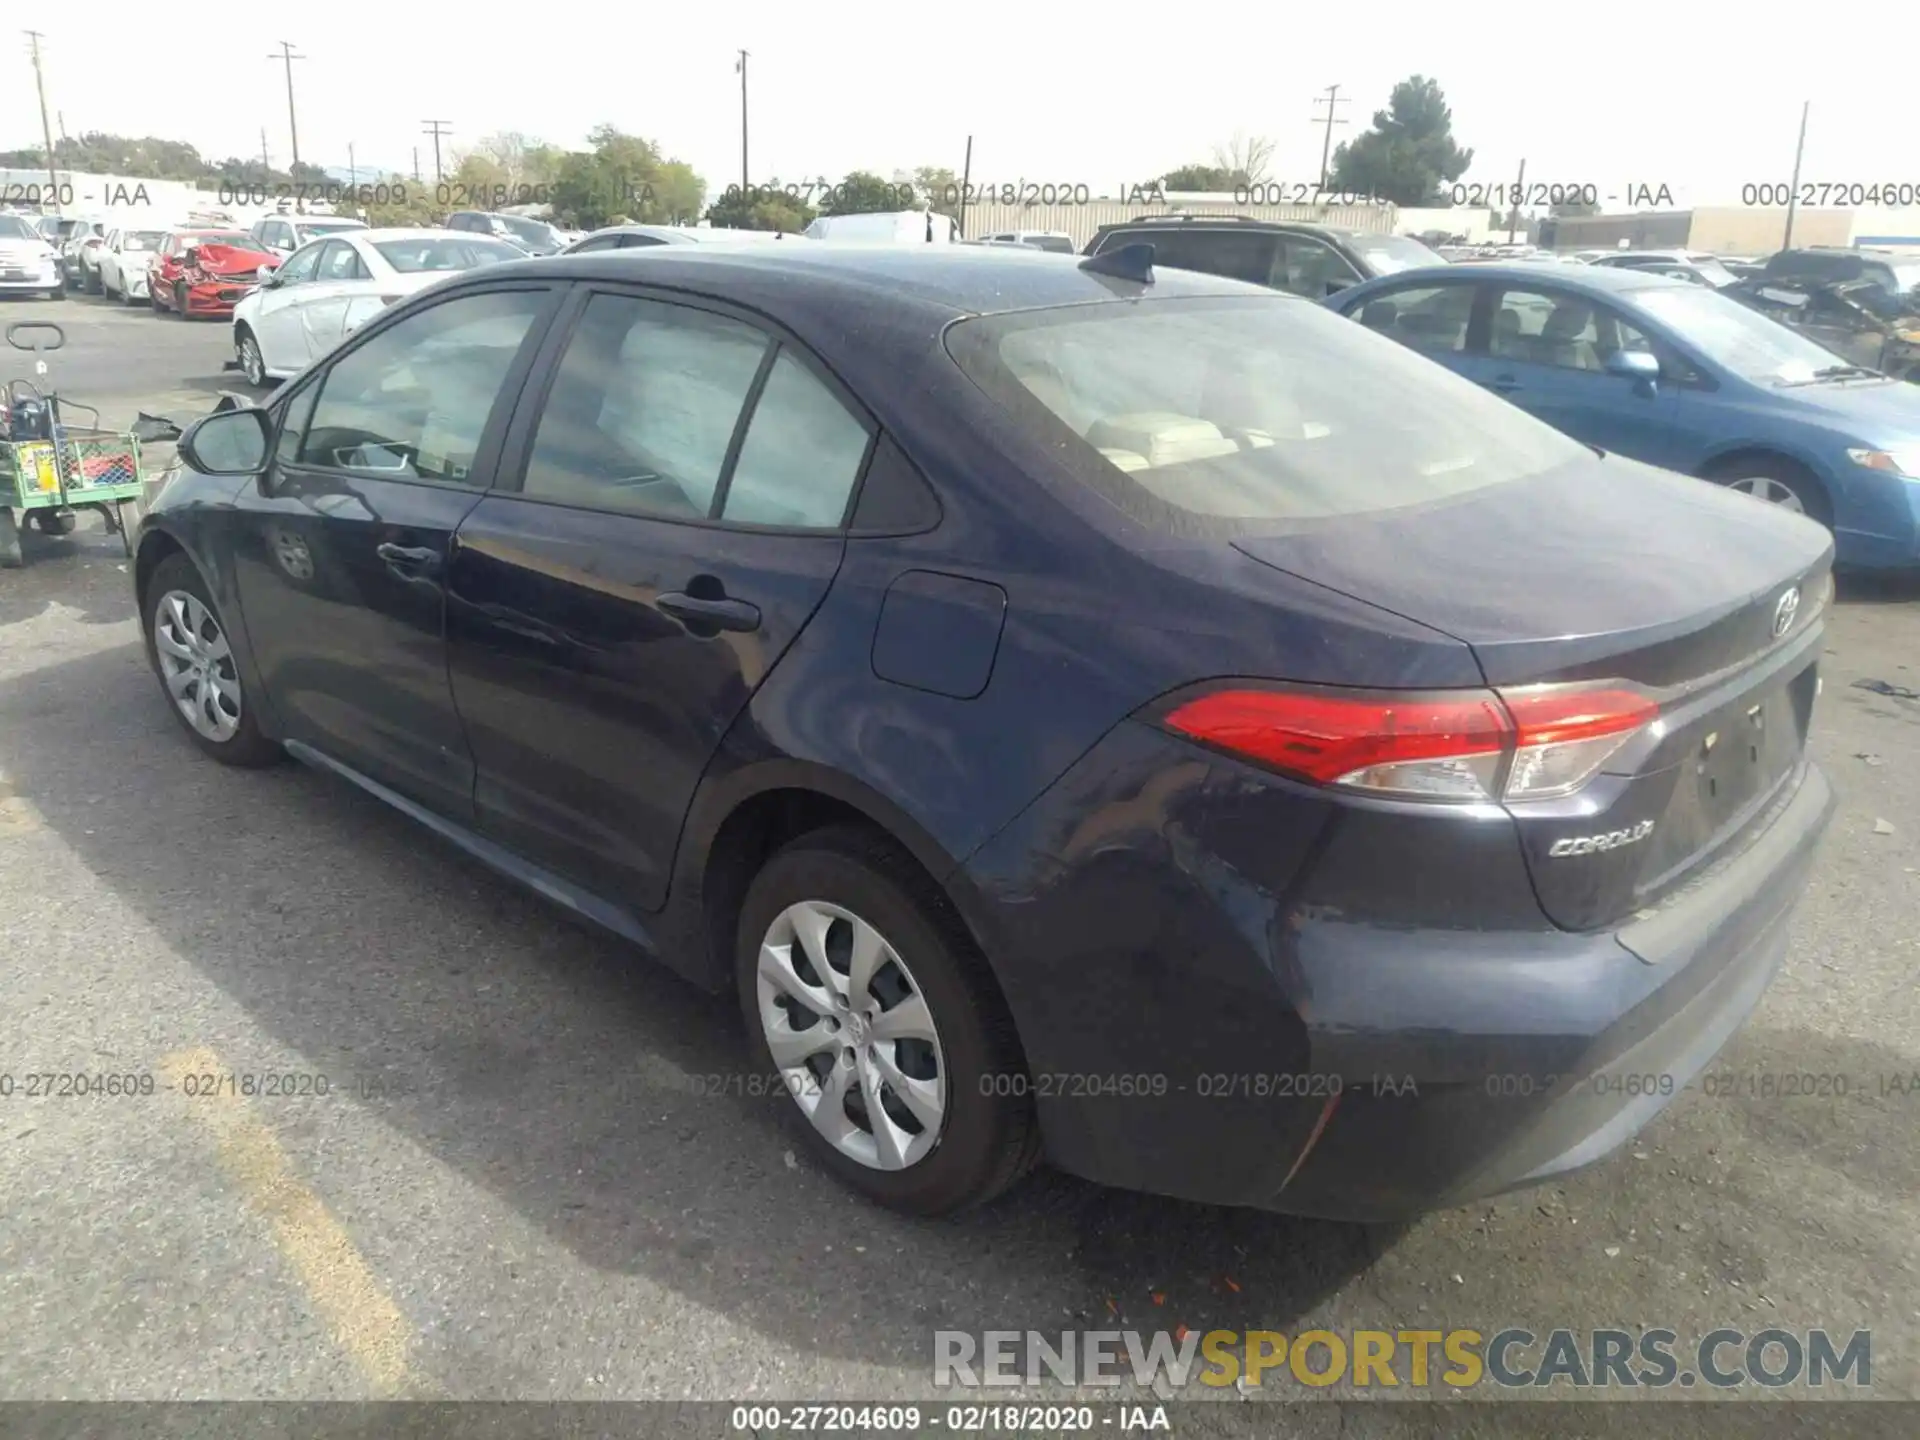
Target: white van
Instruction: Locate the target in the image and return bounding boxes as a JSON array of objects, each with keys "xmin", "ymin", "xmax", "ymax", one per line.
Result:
[{"xmin": 803, "ymin": 210, "xmax": 957, "ymax": 245}]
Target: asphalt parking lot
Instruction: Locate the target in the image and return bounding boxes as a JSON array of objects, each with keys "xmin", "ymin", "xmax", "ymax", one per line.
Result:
[{"xmin": 3, "ymin": 292, "xmax": 1920, "ymax": 1422}]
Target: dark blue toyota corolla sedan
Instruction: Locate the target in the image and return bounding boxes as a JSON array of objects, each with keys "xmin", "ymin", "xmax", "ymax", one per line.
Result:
[{"xmin": 134, "ymin": 244, "xmax": 1836, "ymax": 1221}]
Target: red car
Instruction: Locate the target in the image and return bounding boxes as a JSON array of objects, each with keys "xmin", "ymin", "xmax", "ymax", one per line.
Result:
[{"xmin": 148, "ymin": 230, "xmax": 276, "ymax": 319}]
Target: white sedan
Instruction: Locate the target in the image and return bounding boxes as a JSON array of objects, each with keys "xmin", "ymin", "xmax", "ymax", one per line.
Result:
[
  {"xmin": 98, "ymin": 227, "xmax": 169, "ymax": 302},
  {"xmin": 230, "ymin": 227, "xmax": 526, "ymax": 386}
]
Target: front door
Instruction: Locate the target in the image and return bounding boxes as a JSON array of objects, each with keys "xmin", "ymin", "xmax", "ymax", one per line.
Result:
[
  {"xmin": 252, "ymin": 241, "xmax": 327, "ymax": 373},
  {"xmin": 231, "ymin": 284, "xmax": 558, "ymax": 817},
  {"xmin": 1462, "ymin": 283, "xmax": 1683, "ymax": 467},
  {"xmin": 297, "ymin": 238, "xmax": 374, "ymax": 363},
  {"xmin": 445, "ymin": 287, "xmax": 877, "ymax": 909}
]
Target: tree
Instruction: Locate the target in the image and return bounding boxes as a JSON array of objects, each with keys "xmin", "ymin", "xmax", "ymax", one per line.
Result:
[
  {"xmin": 1327, "ymin": 76, "xmax": 1473, "ymax": 206},
  {"xmin": 465, "ymin": 132, "xmax": 561, "ymax": 194},
  {"xmin": 820, "ymin": 170, "xmax": 909, "ymax": 217},
  {"xmin": 362, "ymin": 176, "xmax": 442, "ymax": 227},
  {"xmin": 546, "ymin": 125, "xmax": 706, "ymax": 230},
  {"xmin": 1158, "ymin": 134, "xmax": 1274, "ymax": 193},
  {"xmin": 706, "ymin": 187, "xmax": 815, "ymax": 232},
  {"xmin": 912, "ymin": 166, "xmax": 960, "ymax": 222},
  {"xmin": 1549, "ymin": 196, "xmax": 1601, "ymax": 217},
  {"xmin": 1159, "ymin": 164, "xmax": 1240, "ymax": 192}
]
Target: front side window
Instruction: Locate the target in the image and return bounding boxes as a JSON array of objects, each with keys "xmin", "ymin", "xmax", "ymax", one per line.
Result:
[
  {"xmin": 316, "ymin": 241, "xmax": 369, "ymax": 282},
  {"xmin": 273, "ymin": 244, "xmax": 324, "ymax": 285},
  {"xmin": 1488, "ymin": 287, "xmax": 1652, "ymax": 372},
  {"xmin": 295, "ymin": 289, "xmax": 547, "ymax": 482},
  {"xmin": 947, "ymin": 295, "xmax": 1588, "ymax": 527},
  {"xmin": 1354, "ymin": 282, "xmax": 1474, "ymax": 354},
  {"xmin": 1274, "ymin": 236, "xmax": 1362, "ymax": 297},
  {"xmin": 522, "ymin": 295, "xmax": 770, "ymax": 518}
]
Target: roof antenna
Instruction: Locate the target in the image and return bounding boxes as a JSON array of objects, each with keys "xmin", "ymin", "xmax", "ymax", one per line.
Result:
[{"xmin": 1079, "ymin": 242, "xmax": 1154, "ymax": 283}]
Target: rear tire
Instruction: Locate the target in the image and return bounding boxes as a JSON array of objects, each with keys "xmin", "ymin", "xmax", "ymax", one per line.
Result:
[
  {"xmin": 1705, "ymin": 455, "xmax": 1830, "ymax": 527},
  {"xmin": 141, "ymin": 553, "xmax": 283, "ymax": 767},
  {"xmin": 735, "ymin": 825, "xmax": 1040, "ymax": 1216},
  {"xmin": 0, "ymin": 509, "xmax": 21, "ymax": 568}
]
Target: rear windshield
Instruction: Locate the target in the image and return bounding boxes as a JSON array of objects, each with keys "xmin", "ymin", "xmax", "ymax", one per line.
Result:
[{"xmin": 946, "ymin": 295, "xmax": 1588, "ymax": 528}]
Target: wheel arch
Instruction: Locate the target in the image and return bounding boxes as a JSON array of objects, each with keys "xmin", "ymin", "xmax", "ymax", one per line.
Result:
[
  {"xmin": 1696, "ymin": 445, "xmax": 1834, "ymax": 518},
  {"xmin": 672, "ymin": 762, "xmax": 1008, "ymax": 1009}
]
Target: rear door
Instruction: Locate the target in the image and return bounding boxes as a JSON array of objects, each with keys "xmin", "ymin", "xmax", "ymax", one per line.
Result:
[
  {"xmin": 444, "ymin": 284, "xmax": 877, "ymax": 909},
  {"xmin": 1473, "ymin": 282, "xmax": 1683, "ymax": 465}
]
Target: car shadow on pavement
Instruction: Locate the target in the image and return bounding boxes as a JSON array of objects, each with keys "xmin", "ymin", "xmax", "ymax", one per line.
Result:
[
  {"xmin": 0, "ymin": 627, "xmax": 1399, "ymax": 1384},
  {"xmin": 0, "ymin": 516, "xmax": 136, "ymax": 628}
]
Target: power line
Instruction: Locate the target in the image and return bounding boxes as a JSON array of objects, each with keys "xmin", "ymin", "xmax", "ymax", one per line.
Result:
[
  {"xmin": 421, "ymin": 120, "xmax": 452, "ymax": 184},
  {"xmin": 1310, "ymin": 83, "xmax": 1351, "ymax": 191}
]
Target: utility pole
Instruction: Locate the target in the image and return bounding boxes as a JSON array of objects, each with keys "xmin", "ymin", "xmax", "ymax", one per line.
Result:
[
  {"xmin": 347, "ymin": 142, "xmax": 356, "ymax": 187},
  {"xmin": 421, "ymin": 120, "xmax": 451, "ymax": 183},
  {"xmin": 268, "ymin": 41, "xmax": 305, "ymax": 182},
  {"xmin": 958, "ymin": 134, "xmax": 973, "ymax": 239},
  {"xmin": 23, "ymin": 32, "xmax": 61, "ymax": 212},
  {"xmin": 1507, "ymin": 157, "xmax": 1526, "ymax": 243},
  {"xmin": 1782, "ymin": 100, "xmax": 1810, "ymax": 251},
  {"xmin": 735, "ymin": 50, "xmax": 749, "ymax": 195},
  {"xmin": 412, "ymin": 147, "xmax": 422, "ymax": 185},
  {"xmin": 260, "ymin": 128, "xmax": 271, "ymax": 170},
  {"xmin": 1310, "ymin": 83, "xmax": 1349, "ymax": 192}
]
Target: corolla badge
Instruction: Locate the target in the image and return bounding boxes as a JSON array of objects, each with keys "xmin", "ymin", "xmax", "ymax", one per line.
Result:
[
  {"xmin": 1772, "ymin": 587, "xmax": 1800, "ymax": 639},
  {"xmin": 1549, "ymin": 819, "xmax": 1655, "ymax": 858}
]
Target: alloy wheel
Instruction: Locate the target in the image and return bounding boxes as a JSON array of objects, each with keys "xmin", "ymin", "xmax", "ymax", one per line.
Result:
[
  {"xmin": 1726, "ymin": 476, "xmax": 1806, "ymax": 514},
  {"xmin": 239, "ymin": 334, "xmax": 266, "ymax": 386},
  {"xmin": 152, "ymin": 589, "xmax": 242, "ymax": 743},
  {"xmin": 755, "ymin": 899, "xmax": 948, "ymax": 1172}
]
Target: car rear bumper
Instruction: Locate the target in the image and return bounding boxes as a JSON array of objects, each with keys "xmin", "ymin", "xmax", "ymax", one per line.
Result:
[{"xmin": 956, "ymin": 722, "xmax": 1834, "ymax": 1221}]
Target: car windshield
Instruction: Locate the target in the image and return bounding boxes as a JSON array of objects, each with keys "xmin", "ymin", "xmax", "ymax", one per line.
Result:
[
  {"xmin": 0, "ymin": 215, "xmax": 38, "ymax": 240},
  {"xmin": 122, "ymin": 231, "xmax": 167, "ymax": 251},
  {"xmin": 295, "ymin": 221, "xmax": 364, "ymax": 242},
  {"xmin": 188, "ymin": 232, "xmax": 253, "ymax": 248},
  {"xmin": 947, "ymin": 295, "xmax": 1589, "ymax": 527},
  {"xmin": 1352, "ymin": 233, "xmax": 1445, "ymax": 275},
  {"xmin": 371, "ymin": 236, "xmax": 524, "ymax": 272},
  {"xmin": 1631, "ymin": 285, "xmax": 1866, "ymax": 384}
]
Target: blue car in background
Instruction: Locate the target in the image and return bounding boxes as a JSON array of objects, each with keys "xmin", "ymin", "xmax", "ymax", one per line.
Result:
[{"xmin": 1327, "ymin": 263, "xmax": 1920, "ymax": 569}]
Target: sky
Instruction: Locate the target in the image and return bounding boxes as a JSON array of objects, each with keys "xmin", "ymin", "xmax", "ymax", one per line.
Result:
[{"xmin": 7, "ymin": 6, "xmax": 1914, "ymax": 209}]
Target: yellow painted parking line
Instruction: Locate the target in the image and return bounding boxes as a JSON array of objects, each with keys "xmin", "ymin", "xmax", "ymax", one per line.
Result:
[{"xmin": 161, "ymin": 1047, "xmax": 413, "ymax": 1394}]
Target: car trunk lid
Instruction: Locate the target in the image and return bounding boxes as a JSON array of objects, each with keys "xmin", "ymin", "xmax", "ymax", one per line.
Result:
[{"xmin": 1231, "ymin": 453, "xmax": 1833, "ymax": 929}]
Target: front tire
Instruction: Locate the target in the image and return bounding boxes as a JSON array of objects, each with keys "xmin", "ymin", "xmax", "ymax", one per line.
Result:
[
  {"xmin": 0, "ymin": 509, "xmax": 21, "ymax": 568},
  {"xmin": 736, "ymin": 826, "xmax": 1040, "ymax": 1216},
  {"xmin": 237, "ymin": 327, "xmax": 268, "ymax": 387},
  {"xmin": 1707, "ymin": 456, "xmax": 1830, "ymax": 526},
  {"xmin": 141, "ymin": 553, "xmax": 282, "ymax": 767}
]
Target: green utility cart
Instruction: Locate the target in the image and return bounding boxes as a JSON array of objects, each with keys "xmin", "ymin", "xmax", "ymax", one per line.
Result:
[{"xmin": 2, "ymin": 321, "xmax": 147, "ymax": 568}]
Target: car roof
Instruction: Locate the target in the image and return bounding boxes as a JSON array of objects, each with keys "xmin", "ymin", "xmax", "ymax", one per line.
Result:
[
  {"xmin": 501, "ymin": 243, "xmax": 1267, "ymax": 321},
  {"xmin": 1356, "ymin": 262, "xmax": 1687, "ymax": 295},
  {"xmin": 1093, "ymin": 215, "xmax": 1348, "ymax": 241}
]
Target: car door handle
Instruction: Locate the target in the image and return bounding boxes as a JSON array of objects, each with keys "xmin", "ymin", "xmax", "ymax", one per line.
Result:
[
  {"xmin": 376, "ymin": 542, "xmax": 441, "ymax": 575},
  {"xmin": 656, "ymin": 591, "xmax": 762, "ymax": 633}
]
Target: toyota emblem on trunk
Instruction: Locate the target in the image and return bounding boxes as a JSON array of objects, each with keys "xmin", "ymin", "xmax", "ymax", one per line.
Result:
[{"xmin": 1772, "ymin": 588, "xmax": 1800, "ymax": 639}]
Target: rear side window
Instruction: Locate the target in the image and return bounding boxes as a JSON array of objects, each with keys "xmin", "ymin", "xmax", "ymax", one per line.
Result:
[
  {"xmin": 721, "ymin": 351, "xmax": 872, "ymax": 527},
  {"xmin": 1353, "ymin": 282, "xmax": 1474, "ymax": 354},
  {"xmin": 947, "ymin": 295, "xmax": 1588, "ymax": 527},
  {"xmin": 1107, "ymin": 229, "xmax": 1280, "ymax": 288}
]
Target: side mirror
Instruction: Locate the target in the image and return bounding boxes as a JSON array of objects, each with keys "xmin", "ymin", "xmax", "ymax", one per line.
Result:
[
  {"xmin": 1606, "ymin": 349, "xmax": 1661, "ymax": 381},
  {"xmin": 257, "ymin": 265, "xmax": 281, "ymax": 287},
  {"xmin": 178, "ymin": 406, "xmax": 273, "ymax": 476}
]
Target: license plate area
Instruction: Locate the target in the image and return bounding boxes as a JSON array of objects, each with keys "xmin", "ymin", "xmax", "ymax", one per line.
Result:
[{"xmin": 1636, "ymin": 667, "xmax": 1816, "ymax": 896}]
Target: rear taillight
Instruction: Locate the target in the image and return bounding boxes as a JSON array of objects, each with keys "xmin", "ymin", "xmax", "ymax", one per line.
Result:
[{"xmin": 1160, "ymin": 682, "xmax": 1657, "ymax": 805}]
